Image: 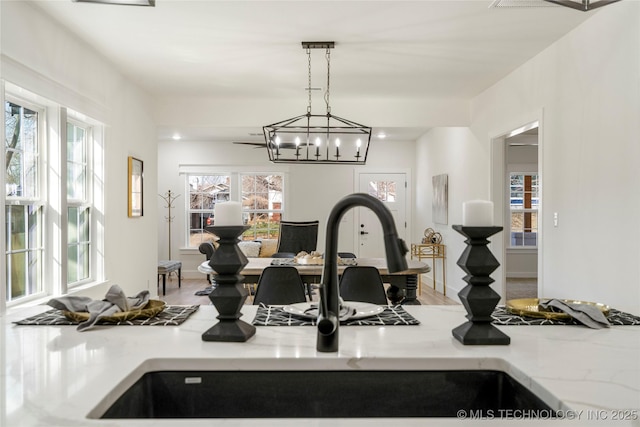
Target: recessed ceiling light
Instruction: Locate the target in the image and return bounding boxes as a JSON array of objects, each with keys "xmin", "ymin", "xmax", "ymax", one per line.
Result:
[
  {"xmin": 172, "ymin": 134, "xmax": 182, "ymax": 141},
  {"xmin": 377, "ymin": 132, "xmax": 386, "ymax": 139}
]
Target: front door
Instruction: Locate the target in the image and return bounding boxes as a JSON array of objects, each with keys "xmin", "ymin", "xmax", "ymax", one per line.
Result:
[{"xmin": 357, "ymin": 173, "xmax": 407, "ymax": 258}]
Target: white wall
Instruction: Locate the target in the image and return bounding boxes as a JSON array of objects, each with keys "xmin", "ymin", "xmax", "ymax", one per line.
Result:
[
  {"xmin": 420, "ymin": 3, "xmax": 640, "ymax": 313},
  {"xmin": 158, "ymin": 137, "xmax": 417, "ymax": 278},
  {"xmin": 415, "ymin": 127, "xmax": 490, "ymax": 298},
  {"xmin": 1, "ymin": 1, "xmax": 158, "ymax": 301}
]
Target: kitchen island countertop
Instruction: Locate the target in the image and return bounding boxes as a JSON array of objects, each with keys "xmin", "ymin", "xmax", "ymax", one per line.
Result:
[{"xmin": 2, "ymin": 303, "xmax": 639, "ymax": 426}]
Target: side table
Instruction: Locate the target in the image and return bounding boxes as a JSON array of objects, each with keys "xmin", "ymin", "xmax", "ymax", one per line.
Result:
[{"xmin": 410, "ymin": 243, "xmax": 446, "ymax": 296}]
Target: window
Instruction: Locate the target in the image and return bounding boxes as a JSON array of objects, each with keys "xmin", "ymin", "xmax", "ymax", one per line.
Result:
[
  {"xmin": 3, "ymin": 84, "xmax": 104, "ymax": 309},
  {"xmin": 241, "ymin": 173, "xmax": 283, "ymax": 240},
  {"xmin": 5, "ymin": 99, "xmax": 44, "ymax": 302},
  {"xmin": 184, "ymin": 172, "xmax": 285, "ymax": 247},
  {"xmin": 509, "ymin": 173, "xmax": 539, "ymax": 248},
  {"xmin": 187, "ymin": 174, "xmax": 230, "ymax": 246},
  {"xmin": 67, "ymin": 121, "xmax": 91, "ymax": 285}
]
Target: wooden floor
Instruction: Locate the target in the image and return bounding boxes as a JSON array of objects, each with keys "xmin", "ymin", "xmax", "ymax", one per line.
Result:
[
  {"xmin": 157, "ymin": 276, "xmax": 459, "ymax": 306},
  {"xmin": 505, "ymin": 277, "xmax": 538, "ymax": 300}
]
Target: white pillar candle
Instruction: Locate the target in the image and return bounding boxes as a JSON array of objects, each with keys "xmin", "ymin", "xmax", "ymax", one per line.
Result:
[
  {"xmin": 462, "ymin": 200, "xmax": 494, "ymax": 226},
  {"xmin": 214, "ymin": 201, "xmax": 243, "ymax": 226}
]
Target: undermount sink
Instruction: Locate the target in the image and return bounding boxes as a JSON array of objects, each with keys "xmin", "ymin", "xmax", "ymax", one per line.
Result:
[{"xmin": 99, "ymin": 370, "xmax": 555, "ymax": 418}]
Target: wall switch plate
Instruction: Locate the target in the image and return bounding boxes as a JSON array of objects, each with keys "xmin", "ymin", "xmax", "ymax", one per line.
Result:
[{"xmin": 553, "ymin": 212, "xmax": 559, "ymax": 227}]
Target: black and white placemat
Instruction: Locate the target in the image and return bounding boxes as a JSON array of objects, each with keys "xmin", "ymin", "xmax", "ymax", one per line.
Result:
[
  {"xmin": 491, "ymin": 306, "xmax": 640, "ymax": 326},
  {"xmin": 252, "ymin": 304, "xmax": 420, "ymax": 326},
  {"xmin": 13, "ymin": 305, "xmax": 200, "ymax": 326}
]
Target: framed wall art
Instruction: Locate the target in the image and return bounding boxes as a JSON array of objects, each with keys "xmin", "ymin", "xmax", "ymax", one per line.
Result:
[
  {"xmin": 128, "ymin": 156, "xmax": 143, "ymax": 217},
  {"xmin": 432, "ymin": 173, "xmax": 448, "ymax": 225}
]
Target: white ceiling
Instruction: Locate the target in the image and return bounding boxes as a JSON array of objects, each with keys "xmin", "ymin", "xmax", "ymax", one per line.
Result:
[{"xmin": 31, "ymin": 0, "xmax": 598, "ymax": 142}]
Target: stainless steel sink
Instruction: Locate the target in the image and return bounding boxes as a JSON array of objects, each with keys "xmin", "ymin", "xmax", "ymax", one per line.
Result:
[{"xmin": 99, "ymin": 369, "xmax": 555, "ymax": 418}]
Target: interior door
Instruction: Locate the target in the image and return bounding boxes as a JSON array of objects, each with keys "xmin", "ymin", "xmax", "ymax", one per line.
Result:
[{"xmin": 357, "ymin": 173, "xmax": 407, "ymax": 258}]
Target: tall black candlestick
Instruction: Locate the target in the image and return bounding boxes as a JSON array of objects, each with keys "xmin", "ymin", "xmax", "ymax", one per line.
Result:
[
  {"xmin": 451, "ymin": 225, "xmax": 510, "ymax": 345},
  {"xmin": 202, "ymin": 225, "xmax": 256, "ymax": 342}
]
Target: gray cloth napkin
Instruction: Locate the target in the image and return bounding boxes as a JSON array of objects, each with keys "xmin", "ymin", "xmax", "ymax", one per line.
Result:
[
  {"xmin": 47, "ymin": 284, "xmax": 150, "ymax": 331},
  {"xmin": 539, "ymin": 299, "xmax": 610, "ymax": 329}
]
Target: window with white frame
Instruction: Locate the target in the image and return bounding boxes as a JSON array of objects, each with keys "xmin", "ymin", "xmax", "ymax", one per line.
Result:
[
  {"xmin": 67, "ymin": 120, "xmax": 91, "ymax": 285},
  {"xmin": 241, "ymin": 173, "xmax": 283, "ymax": 240},
  {"xmin": 187, "ymin": 174, "xmax": 231, "ymax": 247},
  {"xmin": 184, "ymin": 172, "xmax": 285, "ymax": 247},
  {"xmin": 5, "ymin": 98, "xmax": 44, "ymax": 302},
  {"xmin": 4, "ymin": 85, "xmax": 103, "ymax": 307},
  {"xmin": 509, "ymin": 173, "xmax": 539, "ymax": 248}
]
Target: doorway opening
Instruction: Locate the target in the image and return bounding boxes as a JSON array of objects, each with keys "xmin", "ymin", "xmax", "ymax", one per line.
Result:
[{"xmin": 491, "ymin": 121, "xmax": 541, "ymax": 301}]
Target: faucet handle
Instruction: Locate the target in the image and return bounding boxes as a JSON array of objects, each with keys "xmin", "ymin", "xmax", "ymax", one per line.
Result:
[{"xmin": 398, "ymin": 238, "xmax": 409, "ymax": 255}]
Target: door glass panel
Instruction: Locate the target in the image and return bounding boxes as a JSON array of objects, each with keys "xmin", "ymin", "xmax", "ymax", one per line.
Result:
[{"xmin": 367, "ymin": 181, "xmax": 396, "ymax": 202}]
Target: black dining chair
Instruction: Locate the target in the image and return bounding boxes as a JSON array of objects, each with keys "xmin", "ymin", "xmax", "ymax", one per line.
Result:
[
  {"xmin": 276, "ymin": 220, "xmax": 319, "ymax": 254},
  {"xmin": 198, "ymin": 242, "xmax": 216, "ymax": 285},
  {"xmin": 253, "ymin": 266, "xmax": 307, "ymax": 306},
  {"xmin": 339, "ymin": 266, "xmax": 388, "ymax": 305}
]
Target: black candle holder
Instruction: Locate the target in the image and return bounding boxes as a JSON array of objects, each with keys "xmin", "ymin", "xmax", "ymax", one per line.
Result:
[
  {"xmin": 202, "ymin": 225, "xmax": 256, "ymax": 342},
  {"xmin": 451, "ymin": 225, "xmax": 510, "ymax": 345}
]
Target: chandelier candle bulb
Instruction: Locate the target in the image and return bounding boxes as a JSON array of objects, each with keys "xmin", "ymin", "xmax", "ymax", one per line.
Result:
[
  {"xmin": 214, "ymin": 201, "xmax": 243, "ymax": 226},
  {"xmin": 462, "ymin": 200, "xmax": 494, "ymax": 226}
]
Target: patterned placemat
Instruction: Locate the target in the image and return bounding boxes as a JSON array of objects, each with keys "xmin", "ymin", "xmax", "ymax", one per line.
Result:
[
  {"xmin": 13, "ymin": 305, "xmax": 200, "ymax": 326},
  {"xmin": 252, "ymin": 304, "xmax": 420, "ymax": 326},
  {"xmin": 491, "ymin": 306, "xmax": 640, "ymax": 326}
]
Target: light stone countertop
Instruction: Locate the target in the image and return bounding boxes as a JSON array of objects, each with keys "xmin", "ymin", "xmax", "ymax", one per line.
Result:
[{"xmin": 2, "ymin": 303, "xmax": 639, "ymax": 426}]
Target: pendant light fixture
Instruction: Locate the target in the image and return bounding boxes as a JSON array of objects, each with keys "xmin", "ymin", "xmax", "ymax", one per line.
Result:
[
  {"xmin": 542, "ymin": 0, "xmax": 621, "ymax": 11},
  {"xmin": 263, "ymin": 42, "xmax": 372, "ymax": 164}
]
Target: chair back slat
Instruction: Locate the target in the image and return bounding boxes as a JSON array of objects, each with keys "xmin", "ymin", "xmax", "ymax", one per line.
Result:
[
  {"xmin": 253, "ymin": 266, "xmax": 307, "ymax": 306},
  {"xmin": 339, "ymin": 266, "xmax": 388, "ymax": 305},
  {"xmin": 276, "ymin": 220, "xmax": 319, "ymax": 254}
]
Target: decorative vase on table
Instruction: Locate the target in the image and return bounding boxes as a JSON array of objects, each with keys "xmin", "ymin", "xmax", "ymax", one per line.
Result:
[
  {"xmin": 202, "ymin": 225, "xmax": 256, "ymax": 342},
  {"xmin": 451, "ymin": 225, "xmax": 510, "ymax": 345}
]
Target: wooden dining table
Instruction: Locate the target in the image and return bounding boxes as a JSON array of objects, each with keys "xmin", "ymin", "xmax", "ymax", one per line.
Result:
[{"xmin": 198, "ymin": 257, "xmax": 430, "ymax": 305}]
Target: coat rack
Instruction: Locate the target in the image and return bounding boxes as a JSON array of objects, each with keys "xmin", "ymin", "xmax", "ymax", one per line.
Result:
[{"xmin": 158, "ymin": 190, "xmax": 180, "ymax": 259}]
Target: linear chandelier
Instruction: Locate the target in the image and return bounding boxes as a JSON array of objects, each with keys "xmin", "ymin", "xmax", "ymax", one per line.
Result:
[
  {"xmin": 542, "ymin": 0, "xmax": 621, "ymax": 11},
  {"xmin": 263, "ymin": 42, "xmax": 372, "ymax": 165}
]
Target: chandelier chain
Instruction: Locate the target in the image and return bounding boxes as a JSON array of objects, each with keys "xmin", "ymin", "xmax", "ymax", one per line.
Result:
[
  {"xmin": 307, "ymin": 48, "xmax": 312, "ymax": 114},
  {"xmin": 325, "ymin": 47, "xmax": 331, "ymax": 114}
]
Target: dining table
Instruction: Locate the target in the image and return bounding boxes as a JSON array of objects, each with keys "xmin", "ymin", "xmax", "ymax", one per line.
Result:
[{"xmin": 198, "ymin": 257, "xmax": 430, "ymax": 305}]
